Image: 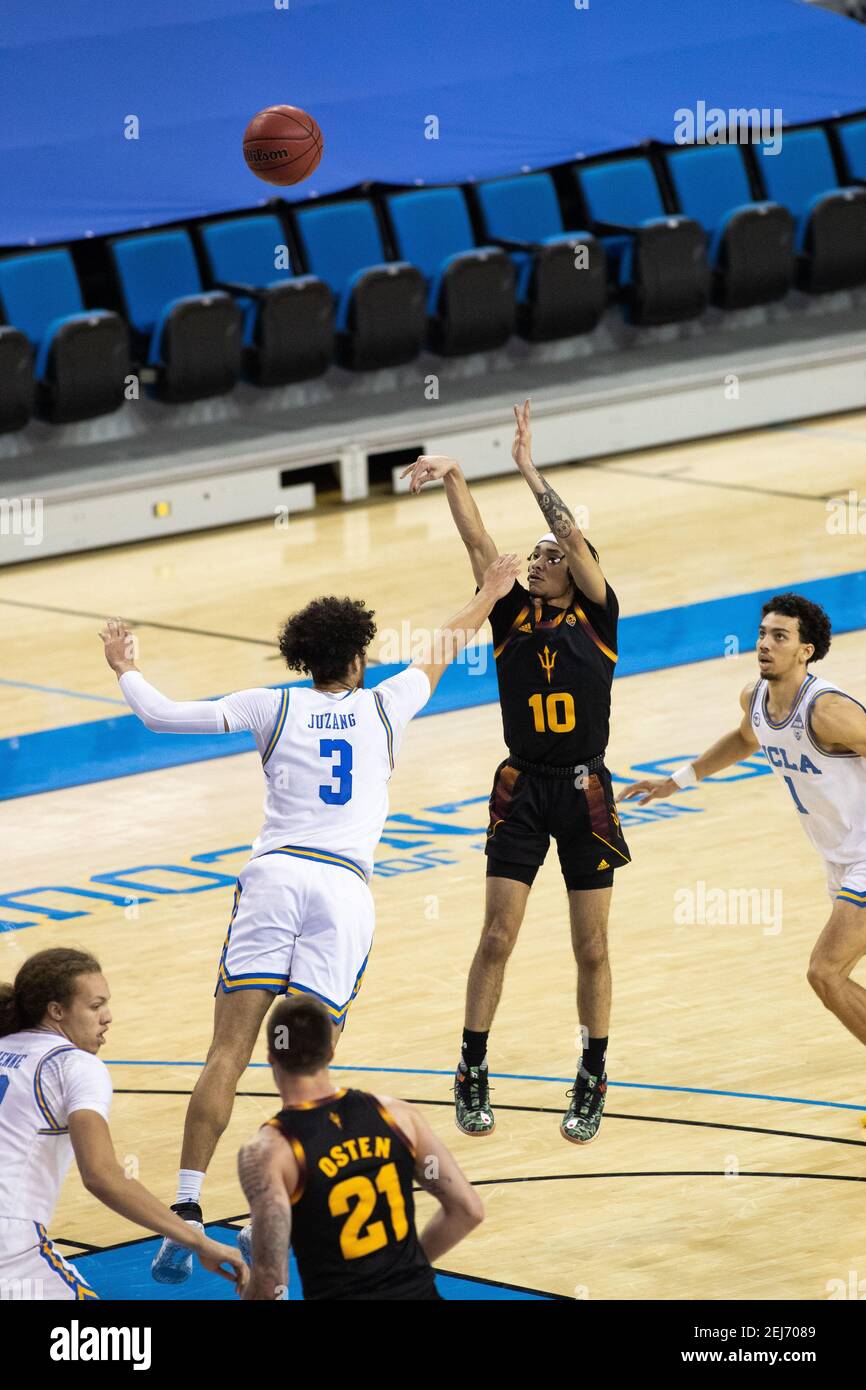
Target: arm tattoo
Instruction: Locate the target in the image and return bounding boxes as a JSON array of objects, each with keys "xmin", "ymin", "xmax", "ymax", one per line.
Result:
[
  {"xmin": 250, "ymin": 1193, "xmax": 291, "ymax": 1294},
  {"xmin": 238, "ymin": 1140, "xmax": 291, "ymax": 1297},
  {"xmin": 535, "ymin": 474, "xmax": 575, "ymax": 540},
  {"xmin": 237, "ymin": 1141, "xmax": 269, "ymax": 1203}
]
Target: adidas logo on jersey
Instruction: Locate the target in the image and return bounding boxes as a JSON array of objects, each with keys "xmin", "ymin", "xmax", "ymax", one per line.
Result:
[{"xmin": 791, "ymin": 712, "xmax": 804, "ymax": 742}]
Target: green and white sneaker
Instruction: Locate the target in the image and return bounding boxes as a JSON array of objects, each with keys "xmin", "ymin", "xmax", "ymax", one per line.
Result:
[
  {"xmin": 454, "ymin": 1064, "xmax": 495, "ymax": 1136},
  {"xmin": 560, "ymin": 1067, "xmax": 607, "ymax": 1144}
]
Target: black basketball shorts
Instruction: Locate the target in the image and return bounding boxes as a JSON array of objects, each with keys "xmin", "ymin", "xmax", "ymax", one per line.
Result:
[{"xmin": 485, "ymin": 759, "xmax": 631, "ymax": 892}]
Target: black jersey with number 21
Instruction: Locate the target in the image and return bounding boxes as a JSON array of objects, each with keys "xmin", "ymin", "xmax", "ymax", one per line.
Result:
[{"xmin": 267, "ymin": 1087, "xmax": 436, "ymax": 1301}]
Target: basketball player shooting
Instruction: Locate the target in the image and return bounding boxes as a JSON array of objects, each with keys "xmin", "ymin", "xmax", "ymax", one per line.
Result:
[
  {"xmin": 620, "ymin": 595, "xmax": 866, "ymax": 1065},
  {"xmin": 99, "ymin": 555, "xmax": 519, "ymax": 1284},
  {"xmin": 401, "ymin": 401, "xmax": 630, "ymax": 1144}
]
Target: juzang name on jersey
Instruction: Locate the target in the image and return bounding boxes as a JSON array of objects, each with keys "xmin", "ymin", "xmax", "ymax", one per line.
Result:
[{"xmin": 306, "ymin": 712, "xmax": 358, "ymax": 730}]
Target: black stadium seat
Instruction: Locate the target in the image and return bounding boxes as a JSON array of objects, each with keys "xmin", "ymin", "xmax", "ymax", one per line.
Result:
[
  {"xmin": 0, "ymin": 325, "xmax": 34, "ymax": 432},
  {"xmin": 0, "ymin": 250, "xmax": 128, "ymax": 424},
  {"xmin": 291, "ymin": 200, "xmax": 426, "ymax": 371},
  {"xmin": 664, "ymin": 144, "xmax": 795, "ymax": 309},
  {"xmin": 196, "ymin": 214, "xmax": 334, "ymax": 386},
  {"xmin": 755, "ymin": 127, "xmax": 866, "ymax": 293},
  {"xmin": 835, "ymin": 115, "xmax": 866, "ymax": 186},
  {"xmin": 471, "ymin": 172, "xmax": 606, "ymax": 340},
  {"xmin": 108, "ymin": 230, "xmax": 243, "ymax": 403},
  {"xmin": 571, "ymin": 156, "xmax": 710, "ymax": 326},
  {"xmin": 380, "ymin": 187, "xmax": 515, "ymax": 356}
]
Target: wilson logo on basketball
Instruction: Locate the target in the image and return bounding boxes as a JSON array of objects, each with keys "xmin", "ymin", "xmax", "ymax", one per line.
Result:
[{"xmin": 244, "ymin": 148, "xmax": 289, "ymax": 164}]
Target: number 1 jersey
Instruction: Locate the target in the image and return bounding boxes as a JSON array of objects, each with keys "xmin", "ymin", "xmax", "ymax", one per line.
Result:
[{"xmin": 749, "ymin": 673, "xmax": 866, "ymax": 864}]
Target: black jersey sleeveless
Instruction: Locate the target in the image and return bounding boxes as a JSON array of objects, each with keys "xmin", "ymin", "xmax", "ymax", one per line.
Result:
[
  {"xmin": 488, "ymin": 579, "xmax": 619, "ymax": 765},
  {"xmin": 267, "ymin": 1087, "xmax": 436, "ymax": 1300}
]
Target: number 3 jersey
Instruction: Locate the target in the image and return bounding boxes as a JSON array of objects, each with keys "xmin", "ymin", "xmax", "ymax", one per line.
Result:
[
  {"xmin": 266, "ymin": 1087, "xmax": 435, "ymax": 1300},
  {"xmin": 489, "ymin": 579, "xmax": 619, "ymax": 765},
  {"xmin": 217, "ymin": 668, "xmax": 430, "ymax": 879},
  {"xmin": 749, "ymin": 673, "xmax": 866, "ymax": 864}
]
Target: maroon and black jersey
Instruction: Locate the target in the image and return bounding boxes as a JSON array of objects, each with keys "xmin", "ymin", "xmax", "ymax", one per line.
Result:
[
  {"xmin": 489, "ymin": 578, "xmax": 619, "ymax": 765},
  {"xmin": 267, "ymin": 1087, "xmax": 436, "ymax": 1301}
]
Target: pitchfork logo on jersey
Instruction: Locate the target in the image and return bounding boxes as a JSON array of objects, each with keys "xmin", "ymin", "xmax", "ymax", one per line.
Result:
[
  {"xmin": 328, "ymin": 1112, "xmax": 343, "ymax": 1129},
  {"xmin": 538, "ymin": 645, "xmax": 557, "ymax": 685}
]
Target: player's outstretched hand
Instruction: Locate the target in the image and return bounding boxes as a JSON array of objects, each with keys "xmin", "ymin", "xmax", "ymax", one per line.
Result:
[
  {"xmin": 196, "ymin": 1236, "xmax": 250, "ymax": 1294},
  {"xmin": 399, "ymin": 454, "xmax": 459, "ymax": 494},
  {"xmin": 99, "ymin": 617, "xmax": 138, "ymax": 674},
  {"xmin": 511, "ymin": 398, "xmax": 532, "ymax": 470},
  {"xmin": 616, "ymin": 777, "xmax": 677, "ymax": 807},
  {"xmin": 481, "ymin": 553, "xmax": 521, "ymax": 600}
]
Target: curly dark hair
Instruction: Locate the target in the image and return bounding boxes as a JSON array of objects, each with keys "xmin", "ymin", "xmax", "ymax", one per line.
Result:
[
  {"xmin": 760, "ymin": 593, "xmax": 832, "ymax": 663},
  {"xmin": 278, "ymin": 596, "xmax": 376, "ymax": 685}
]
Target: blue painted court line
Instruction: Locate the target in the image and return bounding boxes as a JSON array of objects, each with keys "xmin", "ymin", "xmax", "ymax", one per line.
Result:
[
  {"xmin": 103, "ymin": 1059, "xmax": 866, "ymax": 1113},
  {"xmin": 0, "ymin": 677, "xmax": 126, "ymax": 705},
  {"xmin": 4, "ymin": 567, "xmax": 866, "ymax": 801},
  {"xmin": 74, "ymin": 1224, "xmax": 551, "ymax": 1301}
]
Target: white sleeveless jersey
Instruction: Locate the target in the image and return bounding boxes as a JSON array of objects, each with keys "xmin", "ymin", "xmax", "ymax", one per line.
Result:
[
  {"xmin": 750, "ymin": 673, "xmax": 866, "ymax": 864},
  {"xmin": 217, "ymin": 667, "xmax": 430, "ymax": 878},
  {"xmin": 0, "ymin": 1031, "xmax": 113, "ymax": 1225}
]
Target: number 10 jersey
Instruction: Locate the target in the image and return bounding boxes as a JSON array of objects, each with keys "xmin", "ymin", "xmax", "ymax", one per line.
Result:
[{"xmin": 489, "ymin": 579, "xmax": 619, "ymax": 766}]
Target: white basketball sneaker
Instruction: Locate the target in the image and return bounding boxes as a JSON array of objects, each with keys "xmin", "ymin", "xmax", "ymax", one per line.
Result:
[
  {"xmin": 237, "ymin": 1222, "xmax": 253, "ymax": 1268},
  {"xmin": 151, "ymin": 1201, "xmax": 204, "ymax": 1284}
]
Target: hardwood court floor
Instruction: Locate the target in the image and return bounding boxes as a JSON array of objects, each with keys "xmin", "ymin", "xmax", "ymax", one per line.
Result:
[{"xmin": 2, "ymin": 411, "xmax": 866, "ymax": 1299}]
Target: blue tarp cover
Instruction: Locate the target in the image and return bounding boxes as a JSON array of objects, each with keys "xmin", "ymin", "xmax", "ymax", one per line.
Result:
[{"xmin": 1, "ymin": 0, "xmax": 865, "ymax": 246}]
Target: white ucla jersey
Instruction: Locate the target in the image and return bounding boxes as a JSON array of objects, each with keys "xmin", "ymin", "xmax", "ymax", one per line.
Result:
[
  {"xmin": 750, "ymin": 673, "xmax": 866, "ymax": 864},
  {"xmin": 0, "ymin": 1031, "xmax": 112, "ymax": 1226},
  {"xmin": 218, "ymin": 667, "xmax": 430, "ymax": 878}
]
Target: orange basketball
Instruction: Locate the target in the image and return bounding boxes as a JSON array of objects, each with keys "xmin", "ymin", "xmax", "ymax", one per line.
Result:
[{"xmin": 242, "ymin": 105, "xmax": 323, "ymax": 186}]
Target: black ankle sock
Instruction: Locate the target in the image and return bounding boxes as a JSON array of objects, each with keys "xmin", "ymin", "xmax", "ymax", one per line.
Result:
[
  {"xmin": 171, "ymin": 1200, "xmax": 202, "ymax": 1221},
  {"xmin": 461, "ymin": 1029, "xmax": 489, "ymax": 1070},
  {"xmin": 582, "ymin": 1036, "xmax": 608, "ymax": 1078}
]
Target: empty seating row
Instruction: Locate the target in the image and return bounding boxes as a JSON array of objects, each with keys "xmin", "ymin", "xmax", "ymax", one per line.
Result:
[
  {"xmin": 0, "ymin": 195, "xmax": 605, "ymax": 432},
  {"xmin": 2, "ymin": 117, "xmax": 866, "ymax": 433}
]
